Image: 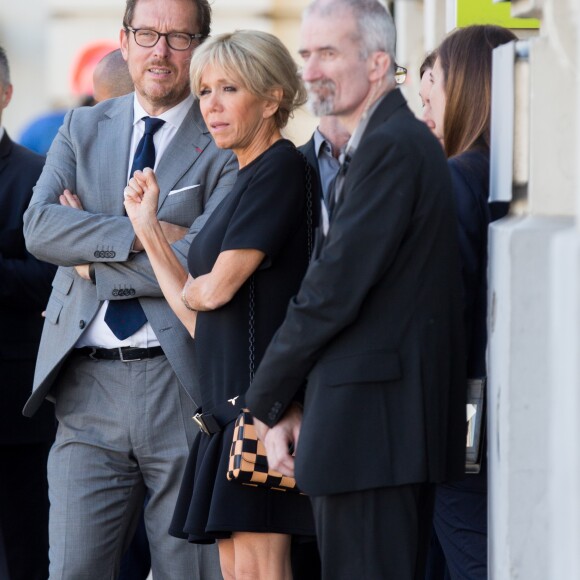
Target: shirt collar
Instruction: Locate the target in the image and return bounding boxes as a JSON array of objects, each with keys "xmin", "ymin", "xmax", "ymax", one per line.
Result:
[
  {"xmin": 132, "ymin": 93, "xmax": 194, "ymax": 129},
  {"xmin": 0, "ymin": 127, "xmax": 4, "ymax": 142},
  {"xmin": 313, "ymin": 127, "xmax": 343, "ymax": 160},
  {"xmin": 313, "ymin": 127, "xmax": 328, "ymax": 157}
]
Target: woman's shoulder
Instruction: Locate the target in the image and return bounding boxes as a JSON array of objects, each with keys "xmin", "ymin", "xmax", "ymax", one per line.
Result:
[
  {"xmin": 249, "ymin": 139, "xmax": 306, "ymax": 178},
  {"xmin": 448, "ymin": 149, "xmax": 489, "ymax": 186},
  {"xmin": 448, "ymin": 149, "xmax": 490, "ymax": 225},
  {"xmin": 264, "ymin": 138, "xmax": 302, "ymax": 162}
]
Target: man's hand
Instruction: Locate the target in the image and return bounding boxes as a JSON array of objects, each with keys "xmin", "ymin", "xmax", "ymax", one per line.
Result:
[
  {"xmin": 59, "ymin": 190, "xmax": 92, "ymax": 278},
  {"xmin": 74, "ymin": 264, "xmax": 91, "ymax": 280},
  {"xmin": 59, "ymin": 189, "xmax": 84, "ymax": 210},
  {"xmin": 253, "ymin": 402, "xmax": 303, "ymax": 478}
]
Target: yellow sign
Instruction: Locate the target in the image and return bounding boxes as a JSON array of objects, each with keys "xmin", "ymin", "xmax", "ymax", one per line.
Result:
[{"xmin": 457, "ymin": 0, "xmax": 540, "ymax": 29}]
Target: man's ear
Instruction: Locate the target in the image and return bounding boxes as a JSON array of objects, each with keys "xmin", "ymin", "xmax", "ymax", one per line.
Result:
[
  {"xmin": 368, "ymin": 51, "xmax": 391, "ymax": 83},
  {"xmin": 120, "ymin": 28, "xmax": 130, "ymax": 61},
  {"xmin": 0, "ymin": 83, "xmax": 13, "ymax": 110},
  {"xmin": 263, "ymin": 87, "xmax": 284, "ymax": 119}
]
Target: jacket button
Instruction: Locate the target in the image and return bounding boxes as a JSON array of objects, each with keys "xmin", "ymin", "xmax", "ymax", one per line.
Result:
[{"xmin": 79, "ymin": 320, "xmax": 86, "ymax": 329}]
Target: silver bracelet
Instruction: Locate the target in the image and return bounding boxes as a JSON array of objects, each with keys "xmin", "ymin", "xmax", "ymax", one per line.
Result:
[{"xmin": 181, "ymin": 286, "xmax": 196, "ymax": 312}]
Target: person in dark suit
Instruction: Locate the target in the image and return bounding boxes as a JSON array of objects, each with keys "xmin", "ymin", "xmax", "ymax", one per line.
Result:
[
  {"xmin": 294, "ymin": 116, "xmax": 350, "ymax": 580},
  {"xmin": 423, "ymin": 25, "xmax": 516, "ymax": 580},
  {"xmin": 0, "ymin": 45, "xmax": 56, "ymax": 580},
  {"xmin": 245, "ymin": 1, "xmax": 467, "ymax": 578}
]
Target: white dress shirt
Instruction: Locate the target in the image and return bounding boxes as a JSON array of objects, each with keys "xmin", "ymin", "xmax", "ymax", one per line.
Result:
[{"xmin": 76, "ymin": 94, "xmax": 194, "ymax": 349}]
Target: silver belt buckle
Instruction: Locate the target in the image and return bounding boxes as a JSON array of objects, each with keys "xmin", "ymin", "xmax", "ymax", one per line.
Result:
[
  {"xmin": 193, "ymin": 413, "xmax": 210, "ymax": 435},
  {"xmin": 119, "ymin": 347, "xmax": 141, "ymax": 362}
]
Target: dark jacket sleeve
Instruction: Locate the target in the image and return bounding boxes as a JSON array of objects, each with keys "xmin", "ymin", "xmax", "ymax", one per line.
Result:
[
  {"xmin": 0, "ymin": 142, "xmax": 55, "ymax": 309},
  {"xmin": 246, "ymin": 129, "xmax": 423, "ymax": 426}
]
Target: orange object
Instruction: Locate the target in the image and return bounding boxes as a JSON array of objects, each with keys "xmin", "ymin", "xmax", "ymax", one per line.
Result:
[{"xmin": 70, "ymin": 40, "xmax": 119, "ymax": 96}]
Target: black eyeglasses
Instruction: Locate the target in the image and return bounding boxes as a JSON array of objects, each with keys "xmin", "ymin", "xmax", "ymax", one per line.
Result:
[
  {"xmin": 395, "ymin": 65, "xmax": 407, "ymax": 85},
  {"xmin": 125, "ymin": 27, "xmax": 203, "ymax": 51}
]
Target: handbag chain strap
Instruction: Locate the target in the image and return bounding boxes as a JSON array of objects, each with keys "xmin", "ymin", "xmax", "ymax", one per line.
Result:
[{"xmin": 248, "ymin": 150, "xmax": 314, "ymax": 383}]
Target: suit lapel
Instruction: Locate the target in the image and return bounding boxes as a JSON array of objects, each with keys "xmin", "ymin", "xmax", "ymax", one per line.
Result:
[
  {"xmin": 155, "ymin": 101, "xmax": 211, "ymax": 211},
  {"xmin": 98, "ymin": 96, "xmax": 134, "ymax": 215},
  {"xmin": 0, "ymin": 132, "xmax": 13, "ymax": 181}
]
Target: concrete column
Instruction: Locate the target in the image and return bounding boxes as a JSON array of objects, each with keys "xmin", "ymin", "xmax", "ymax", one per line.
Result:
[
  {"xmin": 489, "ymin": 215, "xmax": 574, "ymax": 579},
  {"xmin": 548, "ymin": 0, "xmax": 580, "ymax": 577},
  {"xmin": 488, "ymin": 0, "xmax": 578, "ymax": 578}
]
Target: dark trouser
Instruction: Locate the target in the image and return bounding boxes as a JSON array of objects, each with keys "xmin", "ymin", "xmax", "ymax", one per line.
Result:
[
  {"xmin": 117, "ymin": 507, "xmax": 151, "ymax": 580},
  {"xmin": 310, "ymin": 483, "xmax": 435, "ymax": 580},
  {"xmin": 291, "ymin": 536, "xmax": 321, "ymax": 580},
  {"xmin": 0, "ymin": 441, "xmax": 52, "ymax": 580},
  {"xmin": 426, "ymin": 474, "xmax": 487, "ymax": 580}
]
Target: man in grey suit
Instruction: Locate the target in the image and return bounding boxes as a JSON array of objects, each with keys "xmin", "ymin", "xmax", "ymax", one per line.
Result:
[{"xmin": 23, "ymin": 0, "xmax": 236, "ymax": 577}]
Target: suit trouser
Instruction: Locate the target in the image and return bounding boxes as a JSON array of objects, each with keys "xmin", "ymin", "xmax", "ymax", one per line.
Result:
[
  {"xmin": 427, "ymin": 476, "xmax": 487, "ymax": 580},
  {"xmin": 310, "ymin": 483, "xmax": 435, "ymax": 580},
  {"xmin": 48, "ymin": 355, "xmax": 221, "ymax": 580}
]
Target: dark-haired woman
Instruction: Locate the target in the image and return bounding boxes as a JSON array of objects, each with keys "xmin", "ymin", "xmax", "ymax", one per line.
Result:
[{"xmin": 424, "ymin": 25, "xmax": 517, "ymax": 580}]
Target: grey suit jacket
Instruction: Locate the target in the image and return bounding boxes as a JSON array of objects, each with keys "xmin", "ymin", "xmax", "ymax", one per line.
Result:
[{"xmin": 23, "ymin": 93, "xmax": 237, "ymax": 416}]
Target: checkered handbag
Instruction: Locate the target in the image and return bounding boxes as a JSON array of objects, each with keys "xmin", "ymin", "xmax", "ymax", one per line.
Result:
[
  {"xmin": 226, "ymin": 150, "xmax": 313, "ymax": 495},
  {"xmin": 226, "ymin": 408, "xmax": 301, "ymax": 493}
]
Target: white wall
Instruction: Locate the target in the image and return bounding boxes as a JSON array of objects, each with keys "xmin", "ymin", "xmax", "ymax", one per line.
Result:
[{"xmin": 1, "ymin": 0, "xmax": 315, "ymax": 145}]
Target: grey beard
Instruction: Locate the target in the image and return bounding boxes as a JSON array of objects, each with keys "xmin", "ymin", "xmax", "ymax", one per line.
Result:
[
  {"xmin": 308, "ymin": 95, "xmax": 335, "ymax": 116},
  {"xmin": 305, "ymin": 79, "xmax": 336, "ymax": 116}
]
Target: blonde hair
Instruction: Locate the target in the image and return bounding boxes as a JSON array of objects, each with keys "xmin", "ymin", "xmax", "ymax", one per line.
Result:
[{"xmin": 190, "ymin": 30, "xmax": 307, "ymax": 129}]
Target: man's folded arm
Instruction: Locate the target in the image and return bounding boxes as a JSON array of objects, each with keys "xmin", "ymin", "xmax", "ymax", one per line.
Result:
[
  {"xmin": 23, "ymin": 110, "xmax": 137, "ymax": 267},
  {"xmin": 93, "ymin": 153, "xmax": 238, "ymax": 299}
]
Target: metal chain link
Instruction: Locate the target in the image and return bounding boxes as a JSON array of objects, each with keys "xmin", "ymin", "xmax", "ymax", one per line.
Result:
[
  {"xmin": 248, "ymin": 275, "xmax": 256, "ymax": 382},
  {"xmin": 247, "ymin": 148, "xmax": 314, "ymax": 384},
  {"xmin": 302, "ymin": 152, "xmax": 314, "ymax": 259},
  {"xmin": 293, "ymin": 148, "xmax": 314, "ymax": 258}
]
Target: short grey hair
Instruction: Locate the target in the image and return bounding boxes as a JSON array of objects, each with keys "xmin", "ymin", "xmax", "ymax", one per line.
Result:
[
  {"xmin": 0, "ymin": 47, "xmax": 11, "ymax": 86},
  {"xmin": 190, "ymin": 30, "xmax": 307, "ymax": 129},
  {"xmin": 305, "ymin": 0, "xmax": 396, "ymax": 82}
]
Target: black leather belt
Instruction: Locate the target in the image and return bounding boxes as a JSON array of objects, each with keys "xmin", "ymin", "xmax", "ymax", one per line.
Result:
[
  {"xmin": 73, "ymin": 346, "xmax": 164, "ymax": 362},
  {"xmin": 193, "ymin": 396, "xmax": 244, "ymax": 436}
]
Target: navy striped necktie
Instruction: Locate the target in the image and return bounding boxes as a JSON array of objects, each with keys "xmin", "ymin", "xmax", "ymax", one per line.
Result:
[{"xmin": 104, "ymin": 116, "xmax": 165, "ymax": 340}]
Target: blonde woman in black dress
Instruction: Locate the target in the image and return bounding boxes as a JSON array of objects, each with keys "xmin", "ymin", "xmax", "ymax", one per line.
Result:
[{"xmin": 123, "ymin": 30, "xmax": 316, "ymax": 580}]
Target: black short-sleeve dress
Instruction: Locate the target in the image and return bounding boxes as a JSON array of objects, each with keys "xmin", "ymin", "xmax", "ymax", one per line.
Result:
[{"xmin": 169, "ymin": 139, "xmax": 316, "ymax": 543}]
